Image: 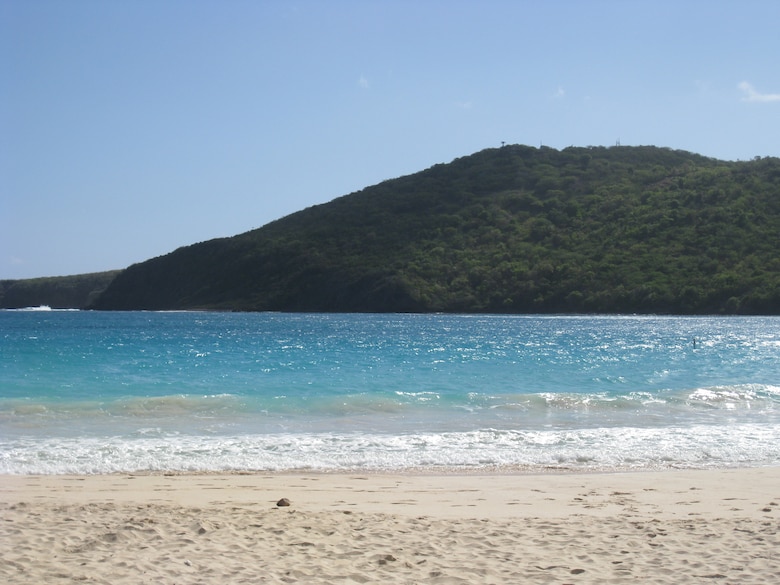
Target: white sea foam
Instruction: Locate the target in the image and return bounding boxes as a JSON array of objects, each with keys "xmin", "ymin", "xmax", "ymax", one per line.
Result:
[
  {"xmin": 2, "ymin": 423, "xmax": 779, "ymax": 475},
  {"xmin": 3, "ymin": 305, "xmax": 80, "ymax": 312}
]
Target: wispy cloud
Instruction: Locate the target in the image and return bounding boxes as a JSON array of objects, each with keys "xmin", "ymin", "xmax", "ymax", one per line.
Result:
[
  {"xmin": 358, "ymin": 76, "xmax": 369, "ymax": 89},
  {"xmin": 738, "ymin": 81, "xmax": 780, "ymax": 103},
  {"xmin": 453, "ymin": 100, "xmax": 473, "ymax": 110},
  {"xmin": 551, "ymin": 86, "xmax": 565, "ymax": 99}
]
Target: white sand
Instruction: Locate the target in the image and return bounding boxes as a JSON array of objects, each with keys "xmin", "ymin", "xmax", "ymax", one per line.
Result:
[{"xmin": 2, "ymin": 467, "xmax": 779, "ymax": 584}]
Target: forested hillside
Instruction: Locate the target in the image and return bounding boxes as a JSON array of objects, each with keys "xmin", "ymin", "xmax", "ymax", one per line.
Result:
[
  {"xmin": 0, "ymin": 271, "xmax": 120, "ymax": 309},
  {"xmin": 87, "ymin": 144, "xmax": 780, "ymax": 314}
]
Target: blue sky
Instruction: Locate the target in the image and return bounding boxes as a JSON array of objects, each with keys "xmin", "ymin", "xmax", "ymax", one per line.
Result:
[{"xmin": 2, "ymin": 0, "xmax": 779, "ymax": 279}]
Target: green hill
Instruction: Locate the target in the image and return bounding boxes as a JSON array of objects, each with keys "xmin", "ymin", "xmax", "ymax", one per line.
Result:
[
  {"xmin": 0, "ymin": 271, "xmax": 120, "ymax": 309},
  {"xmin": 90, "ymin": 144, "xmax": 780, "ymax": 314}
]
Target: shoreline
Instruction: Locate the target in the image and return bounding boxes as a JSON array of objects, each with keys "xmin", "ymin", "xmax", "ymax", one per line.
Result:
[
  {"xmin": 2, "ymin": 467, "xmax": 779, "ymax": 583},
  {"xmin": 2, "ymin": 465, "xmax": 779, "ymax": 519}
]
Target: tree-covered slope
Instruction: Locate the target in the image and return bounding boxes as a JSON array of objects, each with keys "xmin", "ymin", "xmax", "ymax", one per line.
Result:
[
  {"xmin": 0, "ymin": 271, "xmax": 121, "ymax": 309},
  {"xmin": 92, "ymin": 145, "xmax": 780, "ymax": 314}
]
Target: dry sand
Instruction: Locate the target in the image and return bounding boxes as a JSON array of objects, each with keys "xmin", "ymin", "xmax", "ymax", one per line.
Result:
[{"xmin": 2, "ymin": 467, "xmax": 779, "ymax": 584}]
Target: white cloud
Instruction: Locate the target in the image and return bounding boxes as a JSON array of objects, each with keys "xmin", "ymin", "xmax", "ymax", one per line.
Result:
[
  {"xmin": 551, "ymin": 86, "xmax": 565, "ymax": 99},
  {"xmin": 738, "ymin": 81, "xmax": 780, "ymax": 103},
  {"xmin": 358, "ymin": 76, "xmax": 369, "ymax": 89},
  {"xmin": 453, "ymin": 100, "xmax": 473, "ymax": 110}
]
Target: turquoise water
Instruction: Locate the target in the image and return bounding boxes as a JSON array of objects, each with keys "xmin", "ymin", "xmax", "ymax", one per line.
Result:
[{"xmin": 1, "ymin": 310, "xmax": 779, "ymax": 473}]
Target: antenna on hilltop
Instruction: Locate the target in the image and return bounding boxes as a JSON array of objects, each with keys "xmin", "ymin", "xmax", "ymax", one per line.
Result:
[{"xmin": 616, "ymin": 138, "xmax": 621, "ymax": 147}]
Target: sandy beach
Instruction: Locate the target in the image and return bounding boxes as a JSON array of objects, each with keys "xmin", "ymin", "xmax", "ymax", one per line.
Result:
[{"xmin": 2, "ymin": 467, "xmax": 779, "ymax": 584}]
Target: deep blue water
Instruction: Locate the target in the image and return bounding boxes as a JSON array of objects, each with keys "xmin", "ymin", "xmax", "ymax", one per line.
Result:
[{"xmin": 1, "ymin": 310, "xmax": 779, "ymax": 473}]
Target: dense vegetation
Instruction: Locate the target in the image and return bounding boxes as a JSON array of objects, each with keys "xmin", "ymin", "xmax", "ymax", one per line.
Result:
[
  {"xmin": 0, "ymin": 271, "xmax": 120, "ymax": 309},
  {"xmin": 89, "ymin": 145, "xmax": 780, "ymax": 314}
]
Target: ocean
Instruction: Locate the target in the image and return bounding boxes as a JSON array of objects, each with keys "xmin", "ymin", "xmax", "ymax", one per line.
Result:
[{"xmin": 1, "ymin": 310, "xmax": 779, "ymax": 474}]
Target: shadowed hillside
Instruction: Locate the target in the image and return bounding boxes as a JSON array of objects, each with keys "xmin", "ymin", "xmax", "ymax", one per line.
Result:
[
  {"xmin": 89, "ymin": 144, "xmax": 780, "ymax": 314},
  {"xmin": 0, "ymin": 271, "xmax": 120, "ymax": 309}
]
